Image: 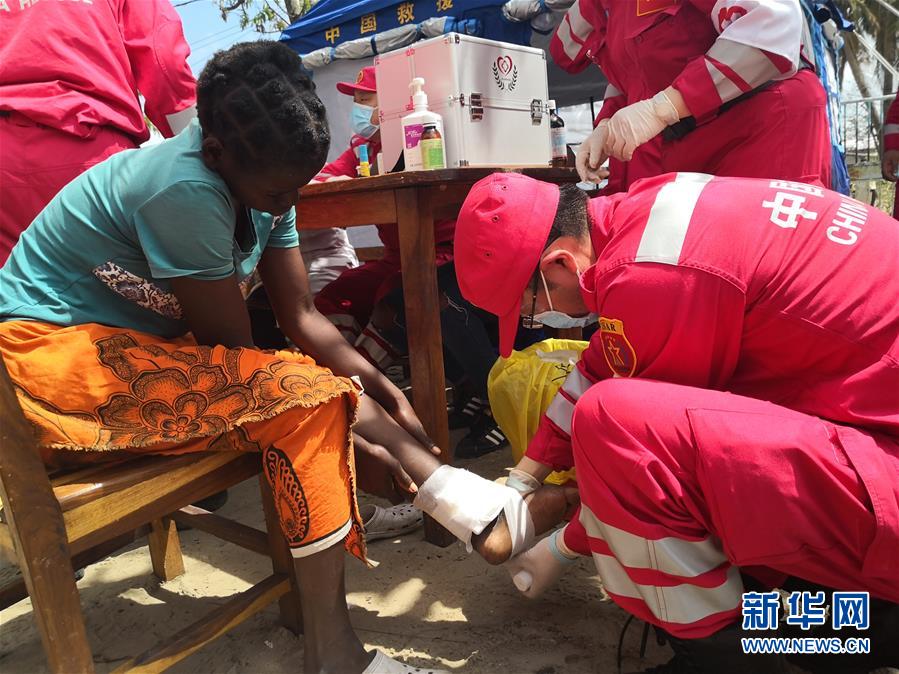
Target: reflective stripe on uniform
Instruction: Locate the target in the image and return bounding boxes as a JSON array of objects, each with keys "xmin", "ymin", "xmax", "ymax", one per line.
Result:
[
  {"xmin": 566, "ymin": 0, "xmax": 592, "ymax": 43},
  {"xmin": 581, "ymin": 504, "xmax": 728, "ymax": 578},
  {"xmin": 555, "ymin": 17, "xmax": 585, "ymax": 62},
  {"xmin": 704, "ymin": 59, "xmax": 745, "ymax": 101},
  {"xmin": 545, "ymin": 366, "xmax": 594, "ymax": 435},
  {"xmin": 554, "ymin": 0, "xmax": 592, "ymax": 62},
  {"xmin": 635, "ymin": 173, "xmax": 714, "ymax": 266},
  {"xmin": 355, "ymin": 327, "xmax": 395, "ymax": 369},
  {"xmin": 546, "ymin": 394, "xmax": 575, "ymax": 434},
  {"xmin": 707, "ymin": 38, "xmax": 780, "ymax": 92},
  {"xmin": 581, "ymin": 504, "xmax": 743, "ymax": 625}
]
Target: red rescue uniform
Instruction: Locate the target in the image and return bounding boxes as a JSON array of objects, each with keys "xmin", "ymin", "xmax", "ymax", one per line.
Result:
[
  {"xmin": 0, "ymin": 0, "xmax": 196, "ymax": 263},
  {"xmin": 528, "ymin": 173, "xmax": 899, "ymax": 637},
  {"xmin": 550, "ymin": 0, "xmax": 831, "ymax": 192}
]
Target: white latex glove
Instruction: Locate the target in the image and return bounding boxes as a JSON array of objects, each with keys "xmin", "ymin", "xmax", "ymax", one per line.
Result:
[
  {"xmin": 504, "ymin": 468, "xmax": 542, "ymax": 497},
  {"xmin": 603, "ymin": 91, "xmax": 680, "ymax": 162},
  {"xmin": 575, "ymin": 118, "xmax": 611, "ymax": 184},
  {"xmin": 506, "ymin": 527, "xmax": 579, "ymax": 599}
]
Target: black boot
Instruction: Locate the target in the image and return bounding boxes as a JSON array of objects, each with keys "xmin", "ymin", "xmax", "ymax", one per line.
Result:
[{"xmin": 642, "ymin": 623, "xmax": 787, "ymax": 674}]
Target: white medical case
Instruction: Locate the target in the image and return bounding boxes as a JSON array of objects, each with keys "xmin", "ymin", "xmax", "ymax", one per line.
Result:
[{"xmin": 374, "ymin": 33, "xmax": 552, "ymax": 171}]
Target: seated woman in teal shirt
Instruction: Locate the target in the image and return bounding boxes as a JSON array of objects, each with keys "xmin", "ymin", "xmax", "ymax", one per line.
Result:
[{"xmin": 0, "ymin": 41, "xmax": 463, "ymax": 674}]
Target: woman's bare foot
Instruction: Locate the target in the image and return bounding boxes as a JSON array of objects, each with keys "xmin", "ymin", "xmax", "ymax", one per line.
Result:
[{"xmin": 472, "ymin": 484, "xmax": 579, "ymax": 565}]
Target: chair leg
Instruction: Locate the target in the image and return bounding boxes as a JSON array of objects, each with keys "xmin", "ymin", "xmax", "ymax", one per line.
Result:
[
  {"xmin": 148, "ymin": 517, "xmax": 185, "ymax": 581},
  {"xmin": 258, "ymin": 475, "xmax": 303, "ymax": 635},
  {"xmin": 16, "ymin": 548, "xmax": 95, "ymax": 673}
]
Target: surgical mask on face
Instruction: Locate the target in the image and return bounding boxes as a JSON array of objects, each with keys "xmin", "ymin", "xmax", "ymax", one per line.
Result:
[
  {"xmin": 351, "ymin": 102, "xmax": 378, "ymax": 138},
  {"xmin": 531, "ymin": 270, "xmax": 598, "ymax": 329}
]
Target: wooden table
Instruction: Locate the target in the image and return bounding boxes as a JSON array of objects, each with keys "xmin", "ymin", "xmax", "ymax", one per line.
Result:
[{"xmin": 296, "ymin": 167, "xmax": 579, "ymax": 543}]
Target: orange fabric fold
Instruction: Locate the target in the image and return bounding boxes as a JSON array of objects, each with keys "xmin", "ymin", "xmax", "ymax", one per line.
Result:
[{"xmin": 0, "ymin": 320, "xmax": 366, "ymax": 562}]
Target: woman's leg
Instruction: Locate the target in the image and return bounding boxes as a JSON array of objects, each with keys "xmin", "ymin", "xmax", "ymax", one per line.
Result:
[
  {"xmin": 353, "ymin": 395, "xmax": 577, "ymax": 563},
  {"xmin": 293, "ymin": 544, "xmax": 372, "ymax": 673}
]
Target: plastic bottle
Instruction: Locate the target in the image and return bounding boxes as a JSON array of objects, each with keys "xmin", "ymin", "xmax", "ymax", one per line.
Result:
[
  {"xmin": 357, "ymin": 143, "xmax": 371, "ymax": 177},
  {"xmin": 401, "ymin": 77, "xmax": 445, "ymax": 171},
  {"xmin": 420, "ymin": 124, "xmax": 446, "ymax": 170},
  {"xmin": 549, "ymin": 100, "xmax": 567, "ymax": 168}
]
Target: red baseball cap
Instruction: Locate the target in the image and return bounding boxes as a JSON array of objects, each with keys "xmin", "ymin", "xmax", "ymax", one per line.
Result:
[
  {"xmin": 336, "ymin": 66, "xmax": 377, "ymax": 95},
  {"xmin": 455, "ymin": 173, "xmax": 560, "ymax": 358}
]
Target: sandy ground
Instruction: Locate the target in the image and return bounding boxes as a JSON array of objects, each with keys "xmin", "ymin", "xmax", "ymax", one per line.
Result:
[{"xmin": 0, "ymin": 444, "xmax": 682, "ymax": 674}]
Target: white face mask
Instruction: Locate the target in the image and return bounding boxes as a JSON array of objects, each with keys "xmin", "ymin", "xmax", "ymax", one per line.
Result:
[{"xmin": 530, "ymin": 269, "xmax": 597, "ymax": 329}]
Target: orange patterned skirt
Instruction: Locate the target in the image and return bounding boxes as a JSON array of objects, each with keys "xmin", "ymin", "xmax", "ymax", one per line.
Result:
[{"xmin": 0, "ymin": 320, "xmax": 366, "ymax": 562}]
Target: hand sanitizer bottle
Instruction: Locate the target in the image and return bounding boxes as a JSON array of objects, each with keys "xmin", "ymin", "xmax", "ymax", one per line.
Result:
[{"xmin": 401, "ymin": 77, "xmax": 445, "ymax": 171}]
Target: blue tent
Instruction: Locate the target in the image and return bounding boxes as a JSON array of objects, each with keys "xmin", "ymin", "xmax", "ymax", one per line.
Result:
[{"xmin": 280, "ymin": 0, "xmax": 531, "ymax": 56}]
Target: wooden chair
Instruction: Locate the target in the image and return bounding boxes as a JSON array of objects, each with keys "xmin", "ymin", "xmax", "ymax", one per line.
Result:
[{"xmin": 0, "ymin": 355, "xmax": 304, "ymax": 673}]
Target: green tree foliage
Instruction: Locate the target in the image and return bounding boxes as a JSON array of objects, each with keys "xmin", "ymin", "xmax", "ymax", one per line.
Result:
[{"xmin": 216, "ymin": 0, "xmax": 318, "ymax": 34}]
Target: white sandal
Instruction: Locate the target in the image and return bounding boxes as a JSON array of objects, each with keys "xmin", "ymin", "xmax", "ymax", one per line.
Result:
[
  {"xmin": 362, "ymin": 650, "xmax": 448, "ymax": 673},
  {"xmin": 360, "ymin": 503, "xmax": 423, "ymax": 542}
]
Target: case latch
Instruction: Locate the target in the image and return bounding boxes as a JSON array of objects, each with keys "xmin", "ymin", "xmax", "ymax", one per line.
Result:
[
  {"xmin": 530, "ymin": 99, "xmax": 544, "ymax": 125},
  {"xmin": 469, "ymin": 92, "xmax": 484, "ymax": 122}
]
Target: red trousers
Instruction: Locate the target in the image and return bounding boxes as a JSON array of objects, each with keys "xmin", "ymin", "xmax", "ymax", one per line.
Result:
[
  {"xmin": 661, "ymin": 70, "xmax": 832, "ymax": 188},
  {"xmin": 0, "ymin": 114, "xmax": 135, "ymax": 264},
  {"xmin": 565, "ymin": 379, "xmax": 899, "ymax": 639}
]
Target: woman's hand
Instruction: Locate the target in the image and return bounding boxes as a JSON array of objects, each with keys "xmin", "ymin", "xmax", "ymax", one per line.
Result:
[
  {"xmin": 366, "ymin": 379, "xmax": 442, "ymax": 456},
  {"xmin": 353, "ymin": 432, "xmax": 417, "ymax": 504}
]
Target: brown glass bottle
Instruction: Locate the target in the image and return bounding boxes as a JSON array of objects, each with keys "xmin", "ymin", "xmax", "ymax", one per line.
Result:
[{"xmin": 550, "ymin": 106, "xmax": 567, "ymax": 167}]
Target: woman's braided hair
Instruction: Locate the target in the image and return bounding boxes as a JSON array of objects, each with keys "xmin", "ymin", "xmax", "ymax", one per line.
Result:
[{"xmin": 197, "ymin": 41, "xmax": 330, "ymax": 177}]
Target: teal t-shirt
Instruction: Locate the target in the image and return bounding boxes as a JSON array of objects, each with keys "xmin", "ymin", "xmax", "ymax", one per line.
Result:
[{"xmin": 0, "ymin": 120, "xmax": 298, "ymax": 338}]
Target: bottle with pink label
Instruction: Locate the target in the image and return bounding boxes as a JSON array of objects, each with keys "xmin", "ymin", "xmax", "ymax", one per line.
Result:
[{"xmin": 401, "ymin": 77, "xmax": 445, "ymax": 171}]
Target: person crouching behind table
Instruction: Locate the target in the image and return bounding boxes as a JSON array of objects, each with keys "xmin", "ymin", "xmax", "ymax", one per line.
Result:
[
  {"xmin": 0, "ymin": 40, "xmax": 477, "ymax": 674},
  {"xmin": 311, "ymin": 65, "xmax": 456, "ymax": 372},
  {"xmin": 453, "ymin": 172, "xmax": 899, "ymax": 673}
]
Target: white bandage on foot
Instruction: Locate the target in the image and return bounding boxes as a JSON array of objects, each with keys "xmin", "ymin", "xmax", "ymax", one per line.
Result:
[{"xmin": 414, "ymin": 465, "xmax": 535, "ymax": 554}]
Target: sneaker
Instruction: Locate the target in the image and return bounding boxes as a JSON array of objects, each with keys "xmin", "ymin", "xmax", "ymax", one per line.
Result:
[
  {"xmin": 448, "ymin": 395, "xmax": 489, "ymax": 430},
  {"xmin": 455, "ymin": 415, "xmax": 508, "ymax": 459}
]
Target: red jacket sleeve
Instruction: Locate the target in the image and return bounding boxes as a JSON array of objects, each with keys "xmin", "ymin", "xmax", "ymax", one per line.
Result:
[
  {"xmin": 885, "ymin": 95, "xmax": 899, "ymax": 152},
  {"xmin": 120, "ymin": 0, "xmax": 196, "ymax": 138},
  {"xmin": 315, "ymin": 145, "xmax": 360, "ymax": 180},
  {"xmin": 549, "ymin": 0, "xmax": 605, "ymax": 74},
  {"xmin": 675, "ymin": 0, "xmax": 802, "ymax": 120},
  {"xmin": 525, "ymin": 263, "xmax": 745, "ymax": 471}
]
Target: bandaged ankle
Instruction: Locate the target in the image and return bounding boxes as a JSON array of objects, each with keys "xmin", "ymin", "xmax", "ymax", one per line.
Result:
[
  {"xmin": 414, "ymin": 465, "xmax": 535, "ymax": 554},
  {"xmin": 505, "ymin": 468, "xmax": 541, "ymax": 496}
]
